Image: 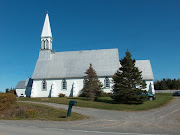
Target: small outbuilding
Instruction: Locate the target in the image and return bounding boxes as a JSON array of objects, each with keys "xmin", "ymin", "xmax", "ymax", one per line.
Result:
[{"xmin": 15, "ymin": 78, "xmax": 33, "ymax": 97}]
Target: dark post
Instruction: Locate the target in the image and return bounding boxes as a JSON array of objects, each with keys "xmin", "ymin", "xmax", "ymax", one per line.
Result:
[{"xmin": 67, "ymin": 100, "xmax": 77, "ymax": 117}]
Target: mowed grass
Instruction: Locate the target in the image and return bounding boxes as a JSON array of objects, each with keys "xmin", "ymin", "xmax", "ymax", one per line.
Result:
[
  {"xmin": 18, "ymin": 93, "xmax": 173, "ymax": 111},
  {"xmin": 0, "ymin": 102, "xmax": 87, "ymax": 121}
]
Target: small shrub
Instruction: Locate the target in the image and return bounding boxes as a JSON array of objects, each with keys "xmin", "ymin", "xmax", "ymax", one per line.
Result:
[
  {"xmin": 0, "ymin": 93, "xmax": 16, "ymax": 112},
  {"xmin": 58, "ymin": 93, "xmax": 65, "ymax": 97}
]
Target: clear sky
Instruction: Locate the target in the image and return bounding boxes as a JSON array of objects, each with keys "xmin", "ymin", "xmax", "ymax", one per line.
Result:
[{"xmin": 0, "ymin": 0, "xmax": 180, "ymax": 92}]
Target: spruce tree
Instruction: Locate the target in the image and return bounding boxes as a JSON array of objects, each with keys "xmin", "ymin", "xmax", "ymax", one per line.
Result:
[
  {"xmin": 81, "ymin": 64, "xmax": 102, "ymax": 101},
  {"xmin": 112, "ymin": 50, "xmax": 146, "ymax": 104},
  {"xmin": 159, "ymin": 79, "xmax": 168, "ymax": 90}
]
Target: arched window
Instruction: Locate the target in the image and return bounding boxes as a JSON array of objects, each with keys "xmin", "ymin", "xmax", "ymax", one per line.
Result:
[
  {"xmin": 62, "ymin": 79, "xmax": 67, "ymax": 90},
  {"xmin": 104, "ymin": 77, "xmax": 110, "ymax": 88},
  {"xmin": 42, "ymin": 79, "xmax": 47, "ymax": 91},
  {"xmin": 41, "ymin": 40, "xmax": 45, "ymax": 49}
]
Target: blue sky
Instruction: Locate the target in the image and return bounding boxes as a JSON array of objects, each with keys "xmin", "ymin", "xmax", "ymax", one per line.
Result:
[{"xmin": 0, "ymin": 0, "xmax": 180, "ymax": 92}]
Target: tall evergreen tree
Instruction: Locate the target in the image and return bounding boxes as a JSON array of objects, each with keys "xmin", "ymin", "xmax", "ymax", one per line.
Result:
[
  {"xmin": 112, "ymin": 50, "xmax": 146, "ymax": 104},
  {"xmin": 81, "ymin": 64, "xmax": 102, "ymax": 101}
]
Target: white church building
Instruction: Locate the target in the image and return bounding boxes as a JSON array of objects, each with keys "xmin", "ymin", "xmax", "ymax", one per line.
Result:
[{"xmin": 16, "ymin": 13, "xmax": 154, "ymax": 98}]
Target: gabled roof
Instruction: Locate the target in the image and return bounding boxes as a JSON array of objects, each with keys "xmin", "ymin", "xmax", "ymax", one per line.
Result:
[
  {"xmin": 16, "ymin": 78, "xmax": 33, "ymax": 89},
  {"xmin": 32, "ymin": 49, "xmax": 154, "ymax": 80},
  {"xmin": 41, "ymin": 13, "xmax": 52, "ymax": 38},
  {"xmin": 15, "ymin": 81, "xmax": 26, "ymax": 89},
  {"xmin": 135, "ymin": 60, "xmax": 154, "ymax": 80},
  {"xmin": 32, "ymin": 49, "xmax": 120, "ymax": 79}
]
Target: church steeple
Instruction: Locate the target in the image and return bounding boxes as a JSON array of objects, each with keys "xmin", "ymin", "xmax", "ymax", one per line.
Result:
[{"xmin": 41, "ymin": 12, "xmax": 53, "ymax": 50}]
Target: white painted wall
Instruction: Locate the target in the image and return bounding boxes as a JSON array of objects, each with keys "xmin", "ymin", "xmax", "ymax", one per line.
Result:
[
  {"xmin": 144, "ymin": 80, "xmax": 155, "ymax": 94},
  {"xmin": 31, "ymin": 77, "xmax": 113, "ymax": 97},
  {"xmin": 16, "ymin": 89, "xmax": 26, "ymax": 97},
  {"xmin": 31, "ymin": 78, "xmax": 154, "ymax": 97}
]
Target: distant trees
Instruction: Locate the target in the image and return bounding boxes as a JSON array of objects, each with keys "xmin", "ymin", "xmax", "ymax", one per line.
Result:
[
  {"xmin": 5, "ymin": 88, "xmax": 9, "ymax": 93},
  {"xmin": 112, "ymin": 50, "xmax": 146, "ymax": 104},
  {"xmin": 80, "ymin": 64, "xmax": 102, "ymax": 101},
  {"xmin": 154, "ymin": 78, "xmax": 180, "ymax": 90},
  {"xmin": 5, "ymin": 88, "xmax": 16, "ymax": 95}
]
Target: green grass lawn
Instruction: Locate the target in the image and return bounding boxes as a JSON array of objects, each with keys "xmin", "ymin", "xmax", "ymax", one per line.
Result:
[
  {"xmin": 0, "ymin": 102, "xmax": 87, "ymax": 121},
  {"xmin": 18, "ymin": 93, "xmax": 173, "ymax": 111}
]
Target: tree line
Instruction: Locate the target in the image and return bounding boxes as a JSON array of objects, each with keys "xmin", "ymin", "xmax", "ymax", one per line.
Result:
[
  {"xmin": 154, "ymin": 78, "xmax": 180, "ymax": 90},
  {"xmin": 5, "ymin": 88, "xmax": 16, "ymax": 95}
]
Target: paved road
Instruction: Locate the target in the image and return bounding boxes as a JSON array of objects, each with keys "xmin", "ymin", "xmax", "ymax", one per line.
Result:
[{"xmin": 0, "ymin": 97, "xmax": 180, "ymax": 135}]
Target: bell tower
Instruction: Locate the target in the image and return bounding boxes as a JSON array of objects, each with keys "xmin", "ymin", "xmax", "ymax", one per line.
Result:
[{"xmin": 41, "ymin": 12, "xmax": 53, "ymax": 50}]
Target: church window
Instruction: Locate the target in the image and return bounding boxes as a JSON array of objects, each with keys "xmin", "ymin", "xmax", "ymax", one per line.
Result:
[
  {"xmin": 104, "ymin": 77, "xmax": 110, "ymax": 88},
  {"xmin": 42, "ymin": 79, "xmax": 47, "ymax": 91},
  {"xmin": 62, "ymin": 79, "xmax": 67, "ymax": 90},
  {"xmin": 41, "ymin": 40, "xmax": 45, "ymax": 49}
]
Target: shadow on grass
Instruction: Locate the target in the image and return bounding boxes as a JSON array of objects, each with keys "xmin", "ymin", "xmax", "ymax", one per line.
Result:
[
  {"xmin": 58, "ymin": 116, "xmax": 67, "ymax": 118},
  {"xmin": 95, "ymin": 98, "xmax": 118, "ymax": 104},
  {"xmin": 67, "ymin": 97, "xmax": 88, "ymax": 101},
  {"xmin": 67, "ymin": 97, "xmax": 118, "ymax": 104}
]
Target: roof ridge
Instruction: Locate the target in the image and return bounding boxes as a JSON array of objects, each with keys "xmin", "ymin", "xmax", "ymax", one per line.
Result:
[{"xmin": 54, "ymin": 48, "xmax": 118, "ymax": 54}]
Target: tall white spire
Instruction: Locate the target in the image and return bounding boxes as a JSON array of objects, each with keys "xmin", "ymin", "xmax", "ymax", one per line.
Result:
[
  {"xmin": 41, "ymin": 12, "xmax": 53, "ymax": 50},
  {"xmin": 41, "ymin": 12, "xmax": 52, "ymax": 38}
]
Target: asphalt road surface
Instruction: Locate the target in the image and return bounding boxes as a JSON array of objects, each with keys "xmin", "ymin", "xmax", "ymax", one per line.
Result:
[{"xmin": 0, "ymin": 97, "xmax": 180, "ymax": 135}]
